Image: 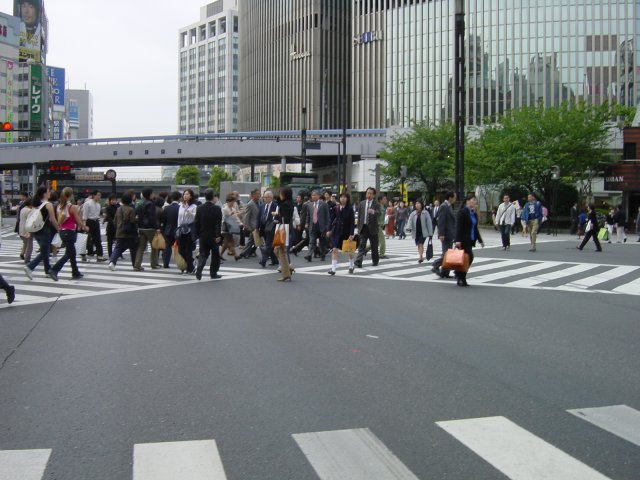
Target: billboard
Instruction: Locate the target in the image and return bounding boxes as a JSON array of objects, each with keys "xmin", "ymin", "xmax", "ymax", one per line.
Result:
[
  {"xmin": 51, "ymin": 119, "xmax": 63, "ymax": 140},
  {"xmin": 46, "ymin": 66, "xmax": 65, "ymax": 112},
  {"xmin": 0, "ymin": 12, "xmax": 20, "ymax": 47},
  {"xmin": 14, "ymin": 0, "xmax": 43, "ymax": 63},
  {"xmin": 68, "ymin": 100, "xmax": 79, "ymax": 128},
  {"xmin": 29, "ymin": 63, "xmax": 42, "ymax": 132}
]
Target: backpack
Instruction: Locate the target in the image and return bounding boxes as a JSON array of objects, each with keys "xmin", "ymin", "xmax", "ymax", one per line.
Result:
[
  {"xmin": 25, "ymin": 202, "xmax": 49, "ymax": 233},
  {"xmin": 136, "ymin": 200, "xmax": 155, "ymax": 229}
]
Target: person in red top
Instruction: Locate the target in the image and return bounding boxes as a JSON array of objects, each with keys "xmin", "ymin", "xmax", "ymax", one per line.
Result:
[{"xmin": 50, "ymin": 187, "xmax": 89, "ymax": 280}]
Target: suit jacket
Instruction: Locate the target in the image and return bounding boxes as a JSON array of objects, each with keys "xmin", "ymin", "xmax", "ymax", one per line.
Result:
[
  {"xmin": 437, "ymin": 201, "xmax": 456, "ymax": 242},
  {"xmin": 242, "ymin": 200, "xmax": 259, "ymax": 231},
  {"xmin": 307, "ymin": 200, "xmax": 331, "ymax": 232},
  {"xmin": 195, "ymin": 202, "xmax": 222, "ymax": 239},
  {"xmin": 357, "ymin": 199, "xmax": 380, "ymax": 233},
  {"xmin": 258, "ymin": 201, "xmax": 278, "ymax": 233},
  {"xmin": 299, "ymin": 201, "xmax": 311, "ymax": 229},
  {"xmin": 455, "ymin": 206, "xmax": 483, "ymax": 250},
  {"xmin": 162, "ymin": 202, "xmax": 180, "ymax": 237}
]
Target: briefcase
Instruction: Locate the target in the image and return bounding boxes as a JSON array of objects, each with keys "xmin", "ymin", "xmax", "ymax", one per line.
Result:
[
  {"xmin": 252, "ymin": 229, "xmax": 263, "ymax": 248},
  {"xmin": 442, "ymin": 249, "xmax": 470, "ymax": 273}
]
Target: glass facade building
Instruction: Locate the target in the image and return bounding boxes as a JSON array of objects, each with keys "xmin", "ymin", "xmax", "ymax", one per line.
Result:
[{"xmin": 353, "ymin": 0, "xmax": 640, "ymax": 128}]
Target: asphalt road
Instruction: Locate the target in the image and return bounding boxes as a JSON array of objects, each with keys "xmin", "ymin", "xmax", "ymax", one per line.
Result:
[{"xmin": 0, "ymin": 229, "xmax": 639, "ymax": 479}]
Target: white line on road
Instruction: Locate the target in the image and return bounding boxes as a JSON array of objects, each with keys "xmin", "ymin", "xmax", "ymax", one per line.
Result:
[
  {"xmin": 568, "ymin": 405, "xmax": 640, "ymax": 447},
  {"xmin": 470, "ymin": 262, "xmax": 562, "ymax": 283},
  {"xmin": 0, "ymin": 449, "xmax": 51, "ymax": 480},
  {"xmin": 292, "ymin": 428, "xmax": 419, "ymax": 479},
  {"xmin": 507, "ymin": 263, "xmax": 598, "ymax": 287},
  {"xmin": 133, "ymin": 439, "xmax": 227, "ymax": 480},
  {"xmin": 564, "ymin": 266, "xmax": 639, "ymax": 290},
  {"xmin": 612, "ymin": 277, "xmax": 640, "ymax": 295},
  {"xmin": 436, "ymin": 416, "xmax": 610, "ymax": 480}
]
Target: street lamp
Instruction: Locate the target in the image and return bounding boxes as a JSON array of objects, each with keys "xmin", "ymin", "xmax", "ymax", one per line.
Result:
[
  {"xmin": 301, "ymin": 107, "xmax": 307, "ymax": 173},
  {"xmin": 454, "ymin": 0, "xmax": 465, "ymax": 205}
]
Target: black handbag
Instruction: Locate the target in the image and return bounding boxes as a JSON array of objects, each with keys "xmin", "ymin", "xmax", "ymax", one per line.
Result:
[{"xmin": 426, "ymin": 237, "xmax": 434, "ymax": 261}]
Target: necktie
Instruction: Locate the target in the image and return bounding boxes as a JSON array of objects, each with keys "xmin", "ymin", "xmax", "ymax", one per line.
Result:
[
  {"xmin": 264, "ymin": 204, "xmax": 269, "ymax": 222},
  {"xmin": 313, "ymin": 202, "xmax": 319, "ymax": 224},
  {"xmin": 365, "ymin": 201, "xmax": 370, "ymax": 224}
]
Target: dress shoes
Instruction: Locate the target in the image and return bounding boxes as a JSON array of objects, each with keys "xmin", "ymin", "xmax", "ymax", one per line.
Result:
[
  {"xmin": 304, "ymin": 255, "xmax": 312, "ymax": 262},
  {"xmin": 211, "ymin": 274, "xmax": 222, "ymax": 279}
]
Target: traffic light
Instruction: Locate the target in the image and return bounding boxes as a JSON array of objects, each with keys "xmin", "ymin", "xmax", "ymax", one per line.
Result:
[
  {"xmin": 550, "ymin": 165, "xmax": 561, "ymax": 180},
  {"xmin": 1, "ymin": 121, "xmax": 12, "ymax": 132}
]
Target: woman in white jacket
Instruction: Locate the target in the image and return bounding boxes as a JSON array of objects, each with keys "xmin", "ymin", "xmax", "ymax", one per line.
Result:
[
  {"xmin": 409, "ymin": 200, "xmax": 434, "ymax": 263},
  {"xmin": 18, "ymin": 198, "xmax": 33, "ymax": 263}
]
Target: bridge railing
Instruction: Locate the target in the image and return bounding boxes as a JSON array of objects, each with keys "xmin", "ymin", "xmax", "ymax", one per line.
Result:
[{"xmin": 0, "ymin": 129, "xmax": 387, "ymax": 149}]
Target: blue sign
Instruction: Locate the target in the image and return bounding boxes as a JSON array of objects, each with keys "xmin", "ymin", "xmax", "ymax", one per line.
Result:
[
  {"xmin": 68, "ymin": 100, "xmax": 79, "ymax": 128},
  {"xmin": 46, "ymin": 66, "xmax": 65, "ymax": 112},
  {"xmin": 52, "ymin": 120, "xmax": 63, "ymax": 140}
]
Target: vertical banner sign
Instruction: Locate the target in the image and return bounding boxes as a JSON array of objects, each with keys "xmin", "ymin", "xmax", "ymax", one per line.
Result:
[
  {"xmin": 46, "ymin": 66, "xmax": 65, "ymax": 112},
  {"xmin": 68, "ymin": 100, "xmax": 79, "ymax": 128},
  {"xmin": 52, "ymin": 120, "xmax": 62, "ymax": 140},
  {"xmin": 14, "ymin": 0, "xmax": 43, "ymax": 63},
  {"xmin": 5, "ymin": 60, "xmax": 13, "ymax": 143},
  {"xmin": 29, "ymin": 63, "xmax": 42, "ymax": 133}
]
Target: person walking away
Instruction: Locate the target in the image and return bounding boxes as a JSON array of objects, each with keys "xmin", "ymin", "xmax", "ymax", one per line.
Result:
[
  {"xmin": 133, "ymin": 188, "xmax": 161, "ymax": 271},
  {"xmin": 408, "ymin": 200, "xmax": 434, "ymax": 263},
  {"xmin": 194, "ymin": 188, "xmax": 222, "ymax": 280},
  {"xmin": 161, "ymin": 191, "xmax": 181, "ymax": 268},
  {"xmin": 108, "ymin": 193, "xmax": 138, "ymax": 270},
  {"xmin": 327, "ymin": 192, "xmax": 356, "ymax": 275},
  {"xmin": 385, "ymin": 201, "xmax": 396, "ymax": 238},
  {"xmin": 378, "ymin": 195, "xmax": 388, "ymax": 257},
  {"xmin": 522, "ymin": 194, "xmax": 543, "ymax": 252},
  {"xmin": 50, "ymin": 187, "xmax": 89, "ymax": 280},
  {"xmin": 454, "ymin": 194, "xmax": 485, "ymax": 286},
  {"xmin": 395, "ymin": 201, "xmax": 408, "ymax": 239},
  {"xmin": 613, "ymin": 205, "xmax": 628, "ymax": 243},
  {"xmin": 221, "ymin": 193, "xmax": 242, "ymax": 261},
  {"xmin": 274, "ymin": 187, "xmax": 295, "ymax": 281},
  {"xmin": 18, "ymin": 197, "xmax": 33, "ymax": 263},
  {"xmin": 82, "ymin": 190, "xmax": 107, "ymax": 262},
  {"xmin": 432, "ymin": 191, "xmax": 456, "ymax": 278},
  {"xmin": 605, "ymin": 207, "xmax": 615, "ymax": 244},
  {"xmin": 355, "ymin": 187, "xmax": 380, "ymax": 268},
  {"xmin": 177, "ymin": 189, "xmax": 197, "ymax": 274},
  {"xmin": 14, "ymin": 191, "xmax": 28, "ymax": 258},
  {"xmin": 577, "ymin": 204, "xmax": 602, "ymax": 252},
  {"xmin": 291, "ymin": 193, "xmax": 310, "ymax": 256},
  {"xmin": 304, "ymin": 190, "xmax": 330, "ymax": 263},
  {"xmin": 24, "ymin": 187, "xmax": 60, "ymax": 281},
  {"xmin": 104, "ymin": 194, "xmax": 119, "ymax": 258},
  {"xmin": 239, "ymin": 188, "xmax": 260, "ymax": 258},
  {"xmin": 494, "ymin": 194, "xmax": 516, "ymax": 250}
]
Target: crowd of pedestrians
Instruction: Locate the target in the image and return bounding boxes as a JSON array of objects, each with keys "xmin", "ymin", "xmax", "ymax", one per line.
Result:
[{"xmin": 1, "ymin": 185, "xmax": 639, "ymax": 305}]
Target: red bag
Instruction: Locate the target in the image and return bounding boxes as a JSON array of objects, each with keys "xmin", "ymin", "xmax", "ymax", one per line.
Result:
[{"xmin": 442, "ymin": 249, "xmax": 470, "ymax": 273}]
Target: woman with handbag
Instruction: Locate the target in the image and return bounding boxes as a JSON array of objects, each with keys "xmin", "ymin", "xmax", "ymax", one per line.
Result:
[
  {"xmin": 50, "ymin": 187, "xmax": 89, "ymax": 280},
  {"xmin": 454, "ymin": 194, "xmax": 484, "ymax": 287},
  {"xmin": 327, "ymin": 192, "xmax": 356, "ymax": 275},
  {"xmin": 273, "ymin": 187, "xmax": 295, "ymax": 282},
  {"xmin": 177, "ymin": 189, "xmax": 197, "ymax": 274},
  {"xmin": 24, "ymin": 187, "xmax": 60, "ymax": 281},
  {"xmin": 221, "ymin": 193, "xmax": 242, "ymax": 261},
  {"xmin": 577, "ymin": 204, "xmax": 602, "ymax": 252},
  {"xmin": 408, "ymin": 200, "xmax": 434, "ymax": 264}
]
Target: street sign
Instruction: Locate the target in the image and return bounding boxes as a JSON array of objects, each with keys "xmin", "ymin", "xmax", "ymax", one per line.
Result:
[{"xmin": 75, "ymin": 174, "xmax": 105, "ymax": 181}]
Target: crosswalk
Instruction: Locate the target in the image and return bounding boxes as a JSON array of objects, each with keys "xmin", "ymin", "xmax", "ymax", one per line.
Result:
[
  {"xmin": 0, "ymin": 260, "xmax": 271, "ymax": 309},
  {"xmin": 1, "ymin": 404, "xmax": 638, "ymax": 479},
  {"xmin": 295, "ymin": 255, "xmax": 640, "ymax": 296}
]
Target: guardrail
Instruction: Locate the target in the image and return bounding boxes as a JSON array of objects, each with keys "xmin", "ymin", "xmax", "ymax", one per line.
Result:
[{"xmin": 0, "ymin": 129, "xmax": 387, "ymax": 149}]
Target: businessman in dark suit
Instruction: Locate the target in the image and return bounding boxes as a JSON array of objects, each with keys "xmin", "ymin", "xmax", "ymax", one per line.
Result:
[
  {"xmin": 304, "ymin": 189, "xmax": 331, "ymax": 262},
  {"xmin": 161, "ymin": 191, "xmax": 182, "ymax": 269},
  {"xmin": 258, "ymin": 190, "xmax": 279, "ymax": 267},
  {"xmin": 432, "ymin": 191, "xmax": 456, "ymax": 278},
  {"xmin": 194, "ymin": 188, "xmax": 222, "ymax": 280},
  {"xmin": 355, "ymin": 187, "xmax": 380, "ymax": 268}
]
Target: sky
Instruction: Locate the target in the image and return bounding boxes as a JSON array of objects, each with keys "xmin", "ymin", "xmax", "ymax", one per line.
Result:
[{"xmin": 1, "ymin": 0, "xmax": 213, "ymax": 178}]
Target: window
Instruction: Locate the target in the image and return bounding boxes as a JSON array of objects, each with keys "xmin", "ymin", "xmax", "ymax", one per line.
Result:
[{"xmin": 219, "ymin": 17, "xmax": 226, "ymax": 34}]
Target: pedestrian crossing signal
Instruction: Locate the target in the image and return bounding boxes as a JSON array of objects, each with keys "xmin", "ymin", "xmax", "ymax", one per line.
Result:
[{"xmin": 1, "ymin": 122, "xmax": 12, "ymax": 132}]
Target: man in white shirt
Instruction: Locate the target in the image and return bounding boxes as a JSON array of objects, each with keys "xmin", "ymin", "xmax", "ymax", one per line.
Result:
[
  {"xmin": 494, "ymin": 194, "xmax": 516, "ymax": 250},
  {"xmin": 82, "ymin": 190, "xmax": 107, "ymax": 262}
]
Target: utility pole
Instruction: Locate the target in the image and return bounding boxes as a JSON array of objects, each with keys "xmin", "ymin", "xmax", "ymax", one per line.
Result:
[
  {"xmin": 454, "ymin": 0, "xmax": 466, "ymax": 205},
  {"xmin": 301, "ymin": 107, "xmax": 307, "ymax": 173}
]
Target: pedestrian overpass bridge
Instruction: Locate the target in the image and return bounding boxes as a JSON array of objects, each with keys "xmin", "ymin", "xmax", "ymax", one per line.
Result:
[{"xmin": 0, "ymin": 129, "xmax": 388, "ymax": 170}]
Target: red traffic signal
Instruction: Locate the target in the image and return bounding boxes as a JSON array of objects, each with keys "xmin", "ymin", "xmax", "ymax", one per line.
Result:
[{"xmin": 1, "ymin": 122, "xmax": 12, "ymax": 132}]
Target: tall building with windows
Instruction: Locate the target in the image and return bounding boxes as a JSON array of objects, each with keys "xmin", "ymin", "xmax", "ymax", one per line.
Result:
[
  {"xmin": 178, "ymin": 0, "xmax": 239, "ymax": 135},
  {"xmin": 65, "ymin": 89, "xmax": 93, "ymax": 140},
  {"xmin": 238, "ymin": 0, "xmax": 351, "ymax": 131},
  {"xmin": 351, "ymin": 0, "xmax": 640, "ymax": 128}
]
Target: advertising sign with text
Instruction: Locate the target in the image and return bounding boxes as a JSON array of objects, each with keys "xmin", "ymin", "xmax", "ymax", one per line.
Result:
[
  {"xmin": 14, "ymin": 0, "xmax": 43, "ymax": 62},
  {"xmin": 29, "ymin": 63, "xmax": 42, "ymax": 132},
  {"xmin": 46, "ymin": 66, "xmax": 65, "ymax": 112}
]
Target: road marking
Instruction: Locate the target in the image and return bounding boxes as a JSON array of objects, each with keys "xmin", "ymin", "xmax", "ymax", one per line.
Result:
[
  {"xmin": 612, "ymin": 277, "xmax": 640, "ymax": 295},
  {"xmin": 470, "ymin": 262, "xmax": 561, "ymax": 283},
  {"xmin": 436, "ymin": 416, "xmax": 610, "ymax": 480},
  {"xmin": 133, "ymin": 439, "xmax": 227, "ymax": 480},
  {"xmin": 0, "ymin": 449, "xmax": 51, "ymax": 480},
  {"xmin": 383, "ymin": 267, "xmax": 431, "ymax": 277},
  {"xmin": 465, "ymin": 259, "xmax": 524, "ymax": 273},
  {"xmin": 568, "ymin": 405, "xmax": 640, "ymax": 447},
  {"xmin": 565, "ymin": 266, "xmax": 639, "ymax": 290},
  {"xmin": 0, "ymin": 281, "xmax": 93, "ymax": 295},
  {"xmin": 507, "ymin": 263, "xmax": 598, "ymax": 287},
  {"xmin": 292, "ymin": 428, "xmax": 419, "ymax": 479}
]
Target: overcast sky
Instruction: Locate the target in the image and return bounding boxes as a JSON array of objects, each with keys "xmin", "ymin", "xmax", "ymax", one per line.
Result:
[{"xmin": 1, "ymin": 0, "xmax": 214, "ymax": 178}]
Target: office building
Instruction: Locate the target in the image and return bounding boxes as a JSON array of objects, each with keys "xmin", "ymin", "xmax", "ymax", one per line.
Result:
[
  {"xmin": 238, "ymin": 0, "xmax": 351, "ymax": 131},
  {"xmin": 66, "ymin": 89, "xmax": 93, "ymax": 140}
]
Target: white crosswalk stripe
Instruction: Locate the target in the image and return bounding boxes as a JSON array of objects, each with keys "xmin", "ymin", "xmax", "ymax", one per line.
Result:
[
  {"xmin": 0, "ymin": 261, "xmax": 271, "ymax": 308},
  {"xmin": 1, "ymin": 404, "xmax": 639, "ymax": 479}
]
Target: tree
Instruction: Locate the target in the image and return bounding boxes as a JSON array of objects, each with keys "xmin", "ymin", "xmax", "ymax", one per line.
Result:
[
  {"xmin": 175, "ymin": 165, "xmax": 201, "ymax": 186},
  {"xmin": 465, "ymin": 101, "xmax": 635, "ymax": 203},
  {"xmin": 270, "ymin": 175, "xmax": 280, "ymax": 188},
  {"xmin": 207, "ymin": 166, "xmax": 233, "ymax": 192},
  {"xmin": 379, "ymin": 121, "xmax": 455, "ymax": 201}
]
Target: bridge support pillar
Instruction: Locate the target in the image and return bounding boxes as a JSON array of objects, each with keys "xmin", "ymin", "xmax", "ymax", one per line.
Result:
[
  {"xmin": 281, "ymin": 156, "xmax": 286, "ymax": 174},
  {"xmin": 250, "ymin": 164, "xmax": 255, "ymax": 183}
]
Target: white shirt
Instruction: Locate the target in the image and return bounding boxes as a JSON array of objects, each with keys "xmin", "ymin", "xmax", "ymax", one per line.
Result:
[
  {"xmin": 178, "ymin": 203, "xmax": 197, "ymax": 226},
  {"xmin": 82, "ymin": 198, "xmax": 101, "ymax": 220}
]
